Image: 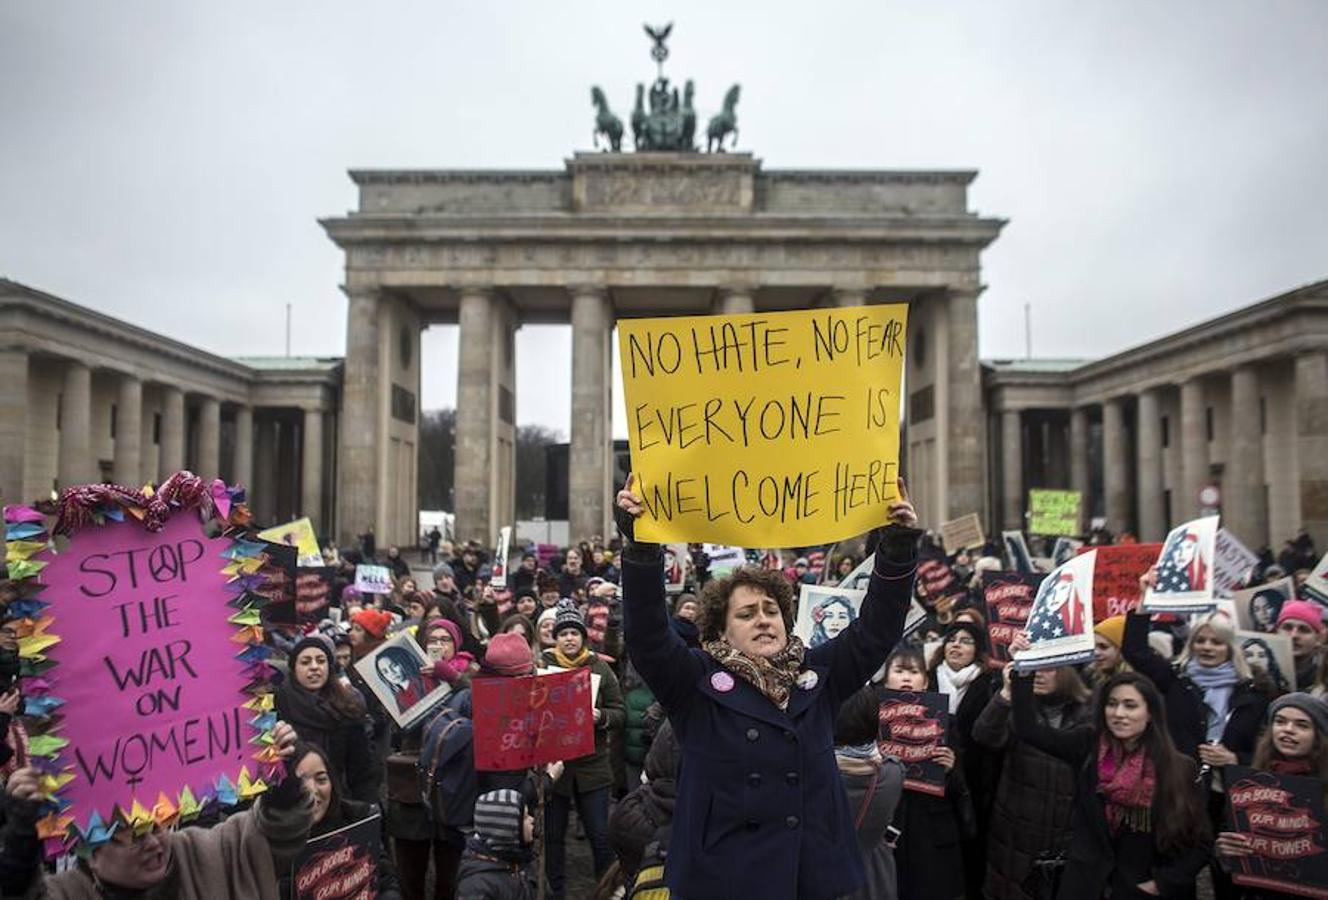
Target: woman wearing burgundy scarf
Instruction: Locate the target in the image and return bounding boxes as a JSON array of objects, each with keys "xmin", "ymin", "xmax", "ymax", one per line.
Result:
[{"xmin": 1009, "ymin": 633, "xmax": 1210, "ymax": 899}]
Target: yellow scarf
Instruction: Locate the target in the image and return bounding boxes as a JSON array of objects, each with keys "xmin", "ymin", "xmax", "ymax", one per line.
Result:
[{"xmin": 552, "ymin": 646, "xmax": 593, "ymax": 669}]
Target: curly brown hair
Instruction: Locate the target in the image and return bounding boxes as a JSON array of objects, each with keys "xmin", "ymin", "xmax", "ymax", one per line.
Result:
[{"xmin": 697, "ymin": 566, "xmax": 796, "ymax": 643}]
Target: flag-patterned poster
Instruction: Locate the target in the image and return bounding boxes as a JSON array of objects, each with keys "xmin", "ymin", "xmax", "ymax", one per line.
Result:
[
  {"xmin": 1143, "ymin": 515, "xmax": 1219, "ymax": 613},
  {"xmin": 1014, "ymin": 550, "xmax": 1097, "ymax": 672}
]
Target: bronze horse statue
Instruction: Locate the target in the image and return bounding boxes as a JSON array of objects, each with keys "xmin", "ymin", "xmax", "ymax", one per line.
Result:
[
  {"xmin": 591, "ymin": 86, "xmax": 623, "ymax": 152},
  {"xmin": 706, "ymin": 84, "xmax": 740, "ymax": 152}
]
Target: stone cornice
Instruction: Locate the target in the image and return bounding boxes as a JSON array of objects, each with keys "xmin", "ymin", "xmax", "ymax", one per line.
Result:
[
  {"xmin": 350, "ymin": 170, "xmax": 565, "ymax": 185},
  {"xmin": 764, "ymin": 170, "xmax": 978, "ymax": 185}
]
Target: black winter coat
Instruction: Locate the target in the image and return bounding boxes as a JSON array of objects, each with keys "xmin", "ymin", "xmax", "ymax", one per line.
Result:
[
  {"xmin": 278, "ymin": 799, "xmax": 402, "ymax": 900},
  {"xmin": 274, "ymin": 680, "xmax": 377, "ymax": 804},
  {"xmin": 894, "ymin": 762, "xmax": 973, "ymax": 900},
  {"xmin": 1123, "ymin": 612, "xmax": 1272, "ymax": 763},
  {"xmin": 456, "ymin": 841, "xmax": 536, "ymax": 900},
  {"xmin": 1009, "ymin": 677, "xmax": 1211, "ymax": 899},
  {"xmin": 608, "ymin": 720, "xmax": 679, "ymax": 877},
  {"xmin": 621, "ymin": 529, "xmax": 919, "ymax": 900},
  {"xmin": 973, "ymin": 690, "xmax": 1090, "ymax": 900}
]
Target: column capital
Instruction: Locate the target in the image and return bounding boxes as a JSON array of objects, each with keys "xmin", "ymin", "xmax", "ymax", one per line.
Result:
[{"xmin": 567, "ymin": 283, "xmax": 610, "ymax": 300}]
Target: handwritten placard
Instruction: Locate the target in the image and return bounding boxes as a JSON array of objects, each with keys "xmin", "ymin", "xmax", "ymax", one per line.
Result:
[
  {"xmin": 1214, "ymin": 528, "xmax": 1259, "ymax": 597},
  {"xmin": 1027, "ymin": 490, "xmax": 1081, "ymax": 536},
  {"xmin": 40, "ymin": 514, "xmax": 260, "ymax": 826},
  {"xmin": 354, "ymin": 565, "xmax": 393, "ymax": 596},
  {"xmin": 291, "ymin": 812, "xmax": 382, "ymax": 900},
  {"xmin": 471, "ymin": 668, "xmax": 596, "ymax": 771},
  {"xmin": 1222, "ymin": 766, "xmax": 1328, "ymax": 897},
  {"xmin": 983, "ymin": 571, "xmax": 1045, "ymax": 668},
  {"xmin": 1081, "ymin": 543, "xmax": 1164, "ymax": 621},
  {"xmin": 877, "ymin": 689, "xmax": 948, "ymax": 796},
  {"xmin": 940, "ymin": 513, "xmax": 986, "ymax": 554},
  {"xmin": 619, "ymin": 305, "xmax": 908, "ymax": 546}
]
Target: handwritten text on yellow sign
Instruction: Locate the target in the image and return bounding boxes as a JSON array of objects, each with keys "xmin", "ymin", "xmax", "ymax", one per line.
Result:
[{"xmin": 619, "ymin": 304, "xmax": 908, "ymax": 546}]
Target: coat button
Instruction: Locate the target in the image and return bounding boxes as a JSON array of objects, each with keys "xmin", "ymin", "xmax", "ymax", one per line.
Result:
[
  {"xmin": 745, "ymin": 728, "xmax": 759, "ymax": 742},
  {"xmin": 747, "ymin": 773, "xmax": 762, "ymax": 787},
  {"xmin": 746, "ymin": 820, "xmax": 760, "ymax": 832},
  {"xmin": 786, "ymin": 815, "xmax": 800, "ymax": 829},
  {"xmin": 785, "ymin": 772, "xmax": 799, "ymax": 786},
  {"xmin": 783, "ymin": 730, "xmax": 796, "ymax": 742}
]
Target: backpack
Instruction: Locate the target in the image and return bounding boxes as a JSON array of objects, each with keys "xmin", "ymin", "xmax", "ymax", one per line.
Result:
[
  {"xmin": 416, "ymin": 688, "xmax": 478, "ymax": 829},
  {"xmin": 627, "ymin": 842, "xmax": 670, "ymax": 900}
]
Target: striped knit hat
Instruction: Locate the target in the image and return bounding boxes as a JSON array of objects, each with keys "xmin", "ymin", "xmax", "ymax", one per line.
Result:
[{"xmin": 473, "ymin": 789, "xmax": 526, "ymax": 851}]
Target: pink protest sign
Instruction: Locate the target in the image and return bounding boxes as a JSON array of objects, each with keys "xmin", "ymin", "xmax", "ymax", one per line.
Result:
[{"xmin": 39, "ymin": 511, "xmax": 264, "ymax": 830}]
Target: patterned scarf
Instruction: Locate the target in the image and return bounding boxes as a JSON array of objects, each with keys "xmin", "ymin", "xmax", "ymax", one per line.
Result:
[
  {"xmin": 835, "ymin": 741, "xmax": 884, "ymax": 777},
  {"xmin": 703, "ymin": 636, "xmax": 806, "ymax": 710},
  {"xmin": 552, "ymin": 645, "xmax": 593, "ymax": 669},
  {"xmin": 1097, "ymin": 735, "xmax": 1156, "ymax": 836}
]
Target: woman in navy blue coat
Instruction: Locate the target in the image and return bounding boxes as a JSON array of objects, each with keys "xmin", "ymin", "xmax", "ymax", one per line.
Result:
[{"xmin": 616, "ymin": 475, "xmax": 920, "ymax": 900}]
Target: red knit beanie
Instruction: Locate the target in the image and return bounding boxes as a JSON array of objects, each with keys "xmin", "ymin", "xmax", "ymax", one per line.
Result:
[{"xmin": 352, "ymin": 608, "xmax": 392, "ymax": 639}]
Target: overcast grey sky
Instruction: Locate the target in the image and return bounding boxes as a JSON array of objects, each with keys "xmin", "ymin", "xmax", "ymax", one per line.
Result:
[{"xmin": 3, "ymin": 1, "xmax": 1326, "ymax": 439}]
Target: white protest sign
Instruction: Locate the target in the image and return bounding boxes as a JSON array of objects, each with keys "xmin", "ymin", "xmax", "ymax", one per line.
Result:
[
  {"xmin": 1013, "ymin": 550, "xmax": 1097, "ymax": 672},
  {"xmin": 491, "ymin": 526, "xmax": 512, "ymax": 590},
  {"xmin": 1142, "ymin": 515, "xmax": 1220, "ymax": 613},
  {"xmin": 1214, "ymin": 529, "xmax": 1259, "ymax": 597},
  {"xmin": 354, "ymin": 564, "xmax": 394, "ymax": 595}
]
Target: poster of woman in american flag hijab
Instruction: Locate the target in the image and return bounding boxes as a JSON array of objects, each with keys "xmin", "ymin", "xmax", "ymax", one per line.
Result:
[
  {"xmin": 1013, "ymin": 550, "xmax": 1098, "ymax": 672},
  {"xmin": 1143, "ymin": 515, "xmax": 1220, "ymax": 613}
]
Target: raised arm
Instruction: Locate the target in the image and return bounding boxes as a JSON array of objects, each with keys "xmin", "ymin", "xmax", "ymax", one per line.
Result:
[
  {"xmin": 617, "ymin": 478, "xmax": 704, "ymax": 713},
  {"xmin": 1122, "ymin": 610, "xmax": 1179, "ymax": 694},
  {"xmin": 1009, "ymin": 672, "xmax": 1092, "ymax": 766},
  {"xmin": 810, "ymin": 521, "xmax": 920, "ymax": 707}
]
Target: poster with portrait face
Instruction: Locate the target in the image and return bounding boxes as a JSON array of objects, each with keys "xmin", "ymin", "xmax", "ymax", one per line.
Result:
[
  {"xmin": 794, "ymin": 584, "xmax": 867, "ymax": 650},
  {"xmin": 1142, "ymin": 515, "xmax": 1220, "ymax": 613},
  {"xmin": 353, "ymin": 632, "xmax": 451, "ymax": 728},
  {"xmin": 663, "ymin": 543, "xmax": 689, "ymax": 594},
  {"xmin": 1013, "ymin": 550, "xmax": 1097, "ymax": 672},
  {"xmin": 1236, "ymin": 629, "xmax": 1296, "ymax": 693},
  {"xmin": 1233, "ymin": 578, "xmax": 1298, "ymax": 634}
]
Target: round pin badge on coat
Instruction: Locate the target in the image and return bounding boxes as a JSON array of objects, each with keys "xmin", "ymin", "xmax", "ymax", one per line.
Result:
[
  {"xmin": 710, "ymin": 671, "xmax": 736, "ymax": 693},
  {"xmin": 796, "ymin": 669, "xmax": 819, "ymax": 691}
]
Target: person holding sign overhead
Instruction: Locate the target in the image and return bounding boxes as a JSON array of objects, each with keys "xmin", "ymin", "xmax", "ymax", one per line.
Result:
[{"xmin": 616, "ymin": 472, "xmax": 920, "ymax": 900}]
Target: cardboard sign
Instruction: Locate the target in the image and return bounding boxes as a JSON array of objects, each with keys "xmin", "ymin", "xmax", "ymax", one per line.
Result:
[
  {"xmin": 1222, "ymin": 766, "xmax": 1328, "ymax": 898},
  {"xmin": 794, "ymin": 585, "xmax": 866, "ymax": 650},
  {"xmin": 1236, "ymin": 630, "xmax": 1297, "ymax": 693},
  {"xmin": 1214, "ymin": 529, "xmax": 1259, "ymax": 597},
  {"xmin": 471, "ymin": 668, "xmax": 596, "ymax": 771},
  {"xmin": 1027, "ymin": 489, "xmax": 1081, "ymax": 536},
  {"xmin": 34, "ymin": 512, "xmax": 271, "ymax": 831},
  {"xmin": 291, "ymin": 813, "xmax": 382, "ymax": 900},
  {"xmin": 1233, "ymin": 577, "xmax": 1298, "ymax": 634},
  {"xmin": 1003, "ymin": 531, "xmax": 1034, "ymax": 574},
  {"xmin": 620, "ymin": 305, "xmax": 908, "ymax": 546},
  {"xmin": 352, "ymin": 633, "xmax": 451, "ymax": 729},
  {"xmin": 489, "ymin": 526, "xmax": 512, "ymax": 591},
  {"xmin": 940, "ymin": 513, "xmax": 985, "ymax": 554},
  {"xmin": 354, "ymin": 565, "xmax": 393, "ymax": 596},
  {"xmin": 877, "ymin": 689, "xmax": 949, "ymax": 796},
  {"xmin": 1082, "ymin": 543, "xmax": 1164, "ymax": 621},
  {"xmin": 983, "ymin": 571, "xmax": 1045, "ymax": 668},
  {"xmin": 257, "ymin": 517, "xmax": 323, "ymax": 568},
  {"xmin": 1143, "ymin": 515, "xmax": 1220, "ymax": 613},
  {"xmin": 1014, "ymin": 551, "xmax": 1097, "ymax": 672}
]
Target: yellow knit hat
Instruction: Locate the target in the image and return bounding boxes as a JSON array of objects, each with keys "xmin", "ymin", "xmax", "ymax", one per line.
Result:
[{"xmin": 1093, "ymin": 614, "xmax": 1126, "ymax": 648}]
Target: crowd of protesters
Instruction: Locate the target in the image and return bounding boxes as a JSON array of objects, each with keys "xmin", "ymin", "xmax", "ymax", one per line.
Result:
[{"xmin": 2, "ymin": 475, "xmax": 1328, "ymax": 900}]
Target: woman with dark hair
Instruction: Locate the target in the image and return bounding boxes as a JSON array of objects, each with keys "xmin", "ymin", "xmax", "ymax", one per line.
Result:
[
  {"xmin": 973, "ymin": 664, "xmax": 1092, "ymax": 900},
  {"xmin": 282, "ymin": 742, "xmax": 403, "ymax": 900},
  {"xmin": 928, "ymin": 620, "xmax": 998, "ymax": 899},
  {"xmin": 1240, "ymin": 635, "xmax": 1291, "ymax": 695},
  {"xmin": 498, "ymin": 613, "xmax": 539, "ymax": 655},
  {"xmin": 810, "ymin": 594, "xmax": 858, "ymax": 647},
  {"xmin": 616, "ymin": 474, "xmax": 920, "ymax": 900},
  {"xmin": 1009, "ymin": 633, "xmax": 1211, "ymax": 899},
  {"xmin": 276, "ymin": 634, "xmax": 377, "ymax": 803}
]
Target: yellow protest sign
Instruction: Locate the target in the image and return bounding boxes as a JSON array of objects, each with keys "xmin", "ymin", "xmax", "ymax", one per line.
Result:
[
  {"xmin": 1027, "ymin": 489, "xmax": 1082, "ymax": 536},
  {"xmin": 619, "ymin": 304, "xmax": 908, "ymax": 546},
  {"xmin": 257, "ymin": 517, "xmax": 323, "ymax": 566}
]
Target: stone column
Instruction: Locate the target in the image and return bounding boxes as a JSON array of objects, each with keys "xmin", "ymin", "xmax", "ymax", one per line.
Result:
[
  {"xmin": 714, "ymin": 285, "xmax": 755, "ymax": 315},
  {"xmin": 112, "ymin": 374, "xmax": 142, "ymax": 486},
  {"xmin": 570, "ymin": 286, "xmax": 614, "ymax": 542},
  {"xmin": 1228, "ymin": 366, "xmax": 1267, "ymax": 546},
  {"xmin": 254, "ymin": 415, "xmax": 277, "ymax": 524},
  {"xmin": 58, "ymin": 361, "xmax": 94, "ymax": 487},
  {"xmin": 159, "ymin": 387, "xmax": 185, "ymax": 479},
  {"xmin": 0, "ymin": 349, "xmax": 28, "ymax": 505},
  {"xmin": 338, "ymin": 289, "xmax": 382, "ymax": 544},
  {"xmin": 1001, "ymin": 409, "xmax": 1023, "ymax": 530},
  {"xmin": 1180, "ymin": 377, "xmax": 1207, "ymax": 520},
  {"xmin": 829, "ymin": 287, "xmax": 867, "ymax": 308},
  {"xmin": 1296, "ymin": 352, "xmax": 1328, "ymax": 546},
  {"xmin": 1136, "ymin": 388, "xmax": 1166, "ymax": 540},
  {"xmin": 197, "ymin": 397, "xmax": 221, "ymax": 479},
  {"xmin": 233, "ymin": 405, "xmax": 254, "ymax": 490},
  {"xmin": 302, "ymin": 408, "xmax": 323, "ymax": 531},
  {"xmin": 455, "ymin": 288, "xmax": 497, "ymax": 543},
  {"xmin": 1069, "ymin": 407, "xmax": 1091, "ymax": 515},
  {"xmin": 946, "ymin": 289, "xmax": 986, "ymax": 519},
  {"xmin": 1103, "ymin": 398, "xmax": 1130, "ymax": 533}
]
